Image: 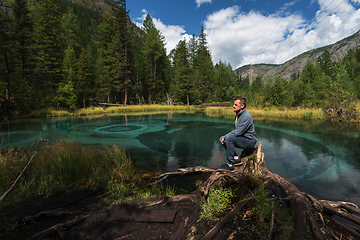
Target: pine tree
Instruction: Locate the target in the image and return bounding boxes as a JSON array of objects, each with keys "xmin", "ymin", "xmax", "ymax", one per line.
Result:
[
  {"xmin": 330, "ymin": 60, "xmax": 355, "ymax": 111},
  {"xmin": 214, "ymin": 61, "xmax": 238, "ymax": 101},
  {"xmin": 95, "ymin": 15, "xmax": 114, "ymax": 103},
  {"xmin": 112, "ymin": 0, "xmax": 131, "ymax": 105},
  {"xmin": 33, "ymin": 0, "xmax": 64, "ymax": 105},
  {"xmin": 174, "ymin": 39, "xmax": 192, "ymax": 105},
  {"xmin": 12, "ymin": 0, "xmax": 33, "ymax": 80},
  {"xmin": 94, "ymin": 0, "xmax": 132, "ymax": 104},
  {"xmin": 57, "ymin": 46, "xmax": 77, "ymax": 110},
  {"xmin": 0, "ymin": 0, "xmax": 12, "ymax": 99},
  {"xmin": 188, "ymin": 34, "xmax": 198, "ymax": 68},
  {"xmin": 194, "ymin": 25, "xmax": 214, "ymax": 103},
  {"xmin": 10, "ymin": 0, "xmax": 34, "ymax": 109},
  {"xmin": 141, "ymin": 14, "xmax": 167, "ymax": 102},
  {"xmin": 76, "ymin": 50, "xmax": 91, "ymax": 108},
  {"xmin": 61, "ymin": 8, "xmax": 81, "ymax": 57},
  {"xmin": 316, "ymin": 50, "xmax": 333, "ymax": 76}
]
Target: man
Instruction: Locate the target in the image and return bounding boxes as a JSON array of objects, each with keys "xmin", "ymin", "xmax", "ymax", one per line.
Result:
[{"xmin": 220, "ymin": 96, "xmax": 257, "ymax": 170}]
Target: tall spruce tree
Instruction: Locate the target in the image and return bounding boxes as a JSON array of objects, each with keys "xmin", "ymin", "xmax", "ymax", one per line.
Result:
[
  {"xmin": 76, "ymin": 49, "xmax": 91, "ymax": 108},
  {"xmin": 33, "ymin": 0, "xmax": 63, "ymax": 106},
  {"xmin": 58, "ymin": 46, "xmax": 77, "ymax": 110},
  {"xmin": 316, "ymin": 50, "xmax": 333, "ymax": 76},
  {"xmin": 194, "ymin": 25, "xmax": 214, "ymax": 103},
  {"xmin": 112, "ymin": 0, "xmax": 131, "ymax": 105},
  {"xmin": 95, "ymin": 14, "xmax": 114, "ymax": 103},
  {"xmin": 12, "ymin": 0, "xmax": 33, "ymax": 81},
  {"xmin": 0, "ymin": 0, "xmax": 12, "ymax": 99},
  {"xmin": 214, "ymin": 61, "xmax": 237, "ymax": 101},
  {"xmin": 174, "ymin": 39, "xmax": 192, "ymax": 105},
  {"xmin": 95, "ymin": 0, "xmax": 131, "ymax": 104},
  {"xmin": 141, "ymin": 14, "xmax": 167, "ymax": 102},
  {"xmin": 11, "ymin": 0, "xmax": 34, "ymax": 109}
]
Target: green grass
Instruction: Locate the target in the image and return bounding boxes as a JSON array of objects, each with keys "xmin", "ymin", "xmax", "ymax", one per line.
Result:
[
  {"xmin": 24, "ymin": 104, "xmax": 330, "ymax": 121},
  {"xmin": 199, "ymin": 181, "xmax": 235, "ymax": 221},
  {"xmin": 26, "ymin": 105, "xmax": 198, "ymax": 118},
  {"xmin": 29, "ymin": 109, "xmax": 71, "ymax": 117},
  {"xmin": 104, "ymin": 105, "xmax": 196, "ymax": 113},
  {"xmin": 205, "ymin": 106, "xmax": 327, "ymax": 120},
  {"xmin": 0, "ymin": 142, "xmax": 172, "ymax": 208},
  {"xmin": 74, "ymin": 107, "xmax": 105, "ymax": 116}
]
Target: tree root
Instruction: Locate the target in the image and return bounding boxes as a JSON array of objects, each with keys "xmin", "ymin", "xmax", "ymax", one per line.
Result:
[
  {"xmin": 201, "ymin": 179, "xmax": 272, "ymax": 240},
  {"xmin": 267, "ymin": 205, "xmax": 275, "ymax": 240},
  {"xmin": 148, "ymin": 166, "xmax": 216, "ymax": 186},
  {"xmin": 29, "ymin": 214, "xmax": 89, "ymax": 240},
  {"xmin": 148, "ymin": 141, "xmax": 360, "ymax": 240}
]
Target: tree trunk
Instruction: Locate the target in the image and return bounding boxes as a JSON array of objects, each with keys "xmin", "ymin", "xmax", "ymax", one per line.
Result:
[{"xmin": 3, "ymin": 48, "xmax": 10, "ymax": 99}]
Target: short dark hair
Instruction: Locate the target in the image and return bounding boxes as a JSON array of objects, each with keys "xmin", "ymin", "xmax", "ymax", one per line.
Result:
[{"xmin": 233, "ymin": 96, "xmax": 246, "ymax": 108}]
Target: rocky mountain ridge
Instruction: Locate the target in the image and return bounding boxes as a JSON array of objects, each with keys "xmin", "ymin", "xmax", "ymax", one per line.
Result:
[
  {"xmin": 67, "ymin": 0, "xmax": 113, "ymax": 13},
  {"xmin": 235, "ymin": 30, "xmax": 360, "ymax": 82}
]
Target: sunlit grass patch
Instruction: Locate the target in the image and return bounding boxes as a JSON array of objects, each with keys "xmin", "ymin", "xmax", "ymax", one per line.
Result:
[
  {"xmin": 29, "ymin": 109, "xmax": 71, "ymax": 117},
  {"xmin": 0, "ymin": 142, "xmax": 126, "ymax": 202},
  {"xmin": 199, "ymin": 181, "xmax": 235, "ymax": 221},
  {"xmin": 104, "ymin": 104, "xmax": 197, "ymax": 113},
  {"xmin": 249, "ymin": 107, "xmax": 326, "ymax": 120},
  {"xmin": 204, "ymin": 106, "xmax": 327, "ymax": 120},
  {"xmin": 0, "ymin": 142, "xmax": 173, "ymax": 208},
  {"xmin": 74, "ymin": 107, "xmax": 105, "ymax": 116}
]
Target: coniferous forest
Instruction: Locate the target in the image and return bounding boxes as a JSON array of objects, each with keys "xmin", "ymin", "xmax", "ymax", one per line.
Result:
[{"xmin": 1, "ymin": 0, "xmax": 360, "ymax": 114}]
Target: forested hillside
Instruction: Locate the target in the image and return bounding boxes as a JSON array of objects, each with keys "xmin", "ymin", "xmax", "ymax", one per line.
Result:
[
  {"xmin": 0, "ymin": 0, "xmax": 237, "ymax": 112},
  {"xmin": 236, "ymin": 30, "xmax": 360, "ymax": 82},
  {"xmin": 1, "ymin": 0, "xmax": 360, "ymax": 115}
]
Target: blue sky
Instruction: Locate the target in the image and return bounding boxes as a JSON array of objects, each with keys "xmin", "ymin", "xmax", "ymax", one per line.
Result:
[{"xmin": 127, "ymin": 0, "xmax": 360, "ymax": 69}]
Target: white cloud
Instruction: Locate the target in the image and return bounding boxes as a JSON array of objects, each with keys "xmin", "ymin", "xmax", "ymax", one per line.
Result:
[
  {"xmin": 152, "ymin": 18, "xmax": 191, "ymax": 53},
  {"xmin": 203, "ymin": 6, "xmax": 305, "ymax": 68},
  {"xmin": 134, "ymin": 1, "xmax": 360, "ymax": 69},
  {"xmin": 202, "ymin": 0, "xmax": 360, "ymax": 69},
  {"xmin": 196, "ymin": 0, "xmax": 212, "ymax": 8},
  {"xmin": 132, "ymin": 9, "xmax": 191, "ymax": 54}
]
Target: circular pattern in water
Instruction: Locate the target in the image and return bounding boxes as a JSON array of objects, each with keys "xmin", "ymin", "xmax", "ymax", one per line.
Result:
[{"xmin": 93, "ymin": 124, "xmax": 147, "ymax": 133}]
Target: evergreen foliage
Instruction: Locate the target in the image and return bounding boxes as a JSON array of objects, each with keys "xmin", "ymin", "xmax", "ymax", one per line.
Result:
[{"xmin": 0, "ymin": 0, "xmax": 360, "ymax": 116}]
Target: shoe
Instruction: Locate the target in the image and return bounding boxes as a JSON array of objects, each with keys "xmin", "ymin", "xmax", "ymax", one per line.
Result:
[
  {"xmin": 233, "ymin": 157, "xmax": 243, "ymax": 166},
  {"xmin": 226, "ymin": 163, "xmax": 235, "ymax": 171}
]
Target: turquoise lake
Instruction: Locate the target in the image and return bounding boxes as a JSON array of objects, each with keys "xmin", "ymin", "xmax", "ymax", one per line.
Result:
[{"xmin": 1, "ymin": 112, "xmax": 359, "ymax": 206}]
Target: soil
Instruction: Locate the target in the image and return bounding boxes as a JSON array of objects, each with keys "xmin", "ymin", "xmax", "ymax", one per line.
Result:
[
  {"xmin": 1, "ymin": 164, "xmax": 359, "ymax": 240},
  {"xmin": 0, "ymin": 168, "xmax": 264, "ymax": 240}
]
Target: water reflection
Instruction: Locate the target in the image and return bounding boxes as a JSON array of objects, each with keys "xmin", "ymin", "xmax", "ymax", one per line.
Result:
[{"xmin": 0, "ymin": 113, "xmax": 359, "ymax": 206}]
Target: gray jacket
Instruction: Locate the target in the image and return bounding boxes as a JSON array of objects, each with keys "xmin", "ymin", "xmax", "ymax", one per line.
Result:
[{"xmin": 221, "ymin": 109, "xmax": 257, "ymax": 143}]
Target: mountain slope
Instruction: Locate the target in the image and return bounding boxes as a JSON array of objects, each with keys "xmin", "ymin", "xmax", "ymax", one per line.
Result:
[
  {"xmin": 67, "ymin": 0, "xmax": 113, "ymax": 13},
  {"xmin": 235, "ymin": 30, "xmax": 360, "ymax": 82}
]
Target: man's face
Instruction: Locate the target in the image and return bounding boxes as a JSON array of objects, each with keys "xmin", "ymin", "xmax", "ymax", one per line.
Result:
[{"xmin": 233, "ymin": 100, "xmax": 244, "ymax": 113}]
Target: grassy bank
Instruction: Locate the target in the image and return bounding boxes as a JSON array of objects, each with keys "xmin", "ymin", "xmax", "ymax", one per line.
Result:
[
  {"xmin": 27, "ymin": 105, "xmax": 197, "ymax": 117},
  {"xmin": 26, "ymin": 104, "xmax": 329, "ymax": 121},
  {"xmin": 0, "ymin": 142, "xmax": 173, "ymax": 209},
  {"xmin": 205, "ymin": 106, "xmax": 327, "ymax": 120}
]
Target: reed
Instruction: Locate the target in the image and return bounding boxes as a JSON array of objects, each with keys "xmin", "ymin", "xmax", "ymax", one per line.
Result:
[
  {"xmin": 25, "ymin": 105, "xmax": 197, "ymax": 118},
  {"xmin": 104, "ymin": 104, "xmax": 196, "ymax": 113},
  {"xmin": 29, "ymin": 109, "xmax": 71, "ymax": 117},
  {"xmin": 205, "ymin": 107, "xmax": 327, "ymax": 120},
  {"xmin": 0, "ymin": 142, "xmax": 169, "ymax": 207},
  {"xmin": 73, "ymin": 105, "xmax": 197, "ymax": 116},
  {"xmin": 74, "ymin": 107, "xmax": 105, "ymax": 116}
]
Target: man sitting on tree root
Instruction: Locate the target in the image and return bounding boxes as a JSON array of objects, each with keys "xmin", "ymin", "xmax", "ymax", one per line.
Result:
[{"xmin": 219, "ymin": 96, "xmax": 257, "ymax": 170}]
